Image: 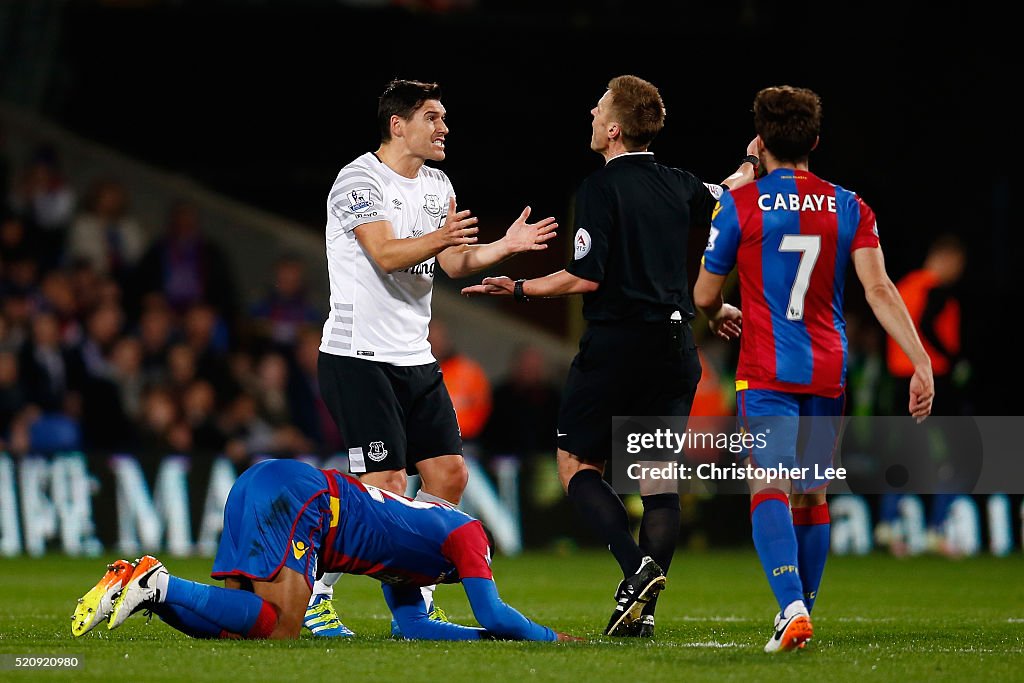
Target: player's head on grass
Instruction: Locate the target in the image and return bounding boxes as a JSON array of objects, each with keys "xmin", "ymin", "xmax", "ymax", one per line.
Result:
[
  {"xmin": 594, "ymin": 75, "xmax": 666, "ymax": 152},
  {"xmin": 753, "ymin": 85, "xmax": 822, "ymax": 165}
]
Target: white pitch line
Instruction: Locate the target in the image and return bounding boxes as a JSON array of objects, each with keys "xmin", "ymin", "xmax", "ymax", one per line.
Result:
[
  {"xmin": 670, "ymin": 615, "xmax": 897, "ymax": 623},
  {"xmin": 929, "ymin": 647, "xmax": 1024, "ymax": 654},
  {"xmin": 679, "ymin": 641, "xmax": 744, "ymax": 649}
]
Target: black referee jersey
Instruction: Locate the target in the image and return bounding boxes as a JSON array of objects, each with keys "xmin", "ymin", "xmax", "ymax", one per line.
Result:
[{"xmin": 566, "ymin": 152, "xmax": 716, "ymax": 323}]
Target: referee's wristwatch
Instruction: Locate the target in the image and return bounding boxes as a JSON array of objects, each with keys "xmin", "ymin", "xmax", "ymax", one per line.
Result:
[
  {"xmin": 513, "ymin": 278, "xmax": 530, "ymax": 302},
  {"xmin": 741, "ymin": 154, "xmax": 761, "ymax": 176}
]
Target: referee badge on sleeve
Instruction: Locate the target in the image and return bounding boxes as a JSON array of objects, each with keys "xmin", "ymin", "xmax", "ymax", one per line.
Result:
[
  {"xmin": 704, "ymin": 182, "xmax": 725, "ymax": 200},
  {"xmin": 574, "ymin": 228, "xmax": 592, "ymax": 260}
]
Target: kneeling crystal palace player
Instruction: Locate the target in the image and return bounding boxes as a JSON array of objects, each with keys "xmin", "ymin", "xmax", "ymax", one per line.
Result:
[{"xmin": 71, "ymin": 459, "xmax": 579, "ymax": 642}]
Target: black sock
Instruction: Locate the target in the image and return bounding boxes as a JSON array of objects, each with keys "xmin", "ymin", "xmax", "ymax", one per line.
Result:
[
  {"xmin": 638, "ymin": 492, "xmax": 680, "ymax": 617},
  {"xmin": 567, "ymin": 469, "xmax": 644, "ymax": 577}
]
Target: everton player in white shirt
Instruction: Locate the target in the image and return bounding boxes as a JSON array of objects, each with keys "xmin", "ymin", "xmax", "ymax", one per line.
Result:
[{"xmin": 306, "ymin": 79, "xmax": 557, "ymax": 637}]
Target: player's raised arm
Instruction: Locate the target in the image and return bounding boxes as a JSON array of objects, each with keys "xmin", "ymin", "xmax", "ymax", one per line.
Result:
[
  {"xmin": 437, "ymin": 199, "xmax": 558, "ymax": 279},
  {"xmin": 852, "ymin": 245, "xmax": 934, "ymax": 421},
  {"xmin": 354, "ymin": 204, "xmax": 479, "ymax": 274},
  {"xmin": 717, "ymin": 137, "xmax": 762, "ymax": 191}
]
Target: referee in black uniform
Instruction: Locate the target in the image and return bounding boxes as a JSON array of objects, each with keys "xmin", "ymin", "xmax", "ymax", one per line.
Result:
[{"xmin": 463, "ymin": 75, "xmax": 757, "ymax": 637}]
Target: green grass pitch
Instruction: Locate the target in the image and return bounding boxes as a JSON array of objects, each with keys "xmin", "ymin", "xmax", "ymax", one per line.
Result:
[{"xmin": 1, "ymin": 550, "xmax": 1021, "ymax": 681}]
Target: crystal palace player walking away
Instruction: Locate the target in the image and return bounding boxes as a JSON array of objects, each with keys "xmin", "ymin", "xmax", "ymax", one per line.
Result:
[
  {"xmin": 693, "ymin": 85, "xmax": 934, "ymax": 652},
  {"xmin": 310, "ymin": 79, "xmax": 557, "ymax": 635},
  {"xmin": 463, "ymin": 74, "xmax": 757, "ymax": 637},
  {"xmin": 70, "ymin": 458, "xmax": 580, "ymax": 642}
]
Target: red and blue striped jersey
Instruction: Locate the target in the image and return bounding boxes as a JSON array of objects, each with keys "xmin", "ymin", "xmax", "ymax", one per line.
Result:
[
  {"xmin": 702, "ymin": 169, "xmax": 879, "ymax": 397},
  {"xmin": 320, "ymin": 470, "xmax": 492, "ymax": 587}
]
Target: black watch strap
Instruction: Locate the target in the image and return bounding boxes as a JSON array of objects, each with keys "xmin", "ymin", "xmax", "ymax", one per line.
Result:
[
  {"xmin": 513, "ymin": 279, "xmax": 530, "ymax": 302},
  {"xmin": 741, "ymin": 154, "xmax": 761, "ymax": 176}
]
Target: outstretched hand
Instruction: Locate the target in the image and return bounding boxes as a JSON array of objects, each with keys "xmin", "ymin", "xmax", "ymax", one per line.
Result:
[
  {"xmin": 503, "ymin": 206, "xmax": 558, "ymax": 254},
  {"xmin": 708, "ymin": 303, "xmax": 742, "ymax": 340},
  {"xmin": 436, "ymin": 196, "xmax": 480, "ymax": 249},
  {"xmin": 556, "ymin": 631, "xmax": 585, "ymax": 642},
  {"xmin": 461, "ymin": 276, "xmax": 516, "ymax": 297}
]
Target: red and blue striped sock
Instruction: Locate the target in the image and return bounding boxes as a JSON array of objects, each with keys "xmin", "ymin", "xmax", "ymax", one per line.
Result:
[
  {"xmin": 165, "ymin": 577, "xmax": 278, "ymax": 638},
  {"xmin": 793, "ymin": 503, "xmax": 830, "ymax": 612},
  {"xmin": 750, "ymin": 489, "xmax": 804, "ymax": 613},
  {"xmin": 151, "ymin": 603, "xmax": 229, "ymax": 639}
]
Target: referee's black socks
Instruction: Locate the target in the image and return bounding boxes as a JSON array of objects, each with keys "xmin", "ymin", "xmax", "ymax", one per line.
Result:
[
  {"xmin": 639, "ymin": 492, "xmax": 681, "ymax": 617},
  {"xmin": 566, "ymin": 469, "xmax": 645, "ymax": 577}
]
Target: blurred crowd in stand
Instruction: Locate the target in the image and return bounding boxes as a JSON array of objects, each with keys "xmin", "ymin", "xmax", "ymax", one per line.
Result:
[{"xmin": 0, "ymin": 141, "xmax": 333, "ymax": 460}]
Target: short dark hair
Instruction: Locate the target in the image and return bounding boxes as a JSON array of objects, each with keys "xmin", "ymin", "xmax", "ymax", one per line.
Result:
[
  {"xmin": 607, "ymin": 75, "xmax": 666, "ymax": 150},
  {"xmin": 378, "ymin": 79, "xmax": 443, "ymax": 142},
  {"xmin": 753, "ymin": 85, "xmax": 823, "ymax": 164}
]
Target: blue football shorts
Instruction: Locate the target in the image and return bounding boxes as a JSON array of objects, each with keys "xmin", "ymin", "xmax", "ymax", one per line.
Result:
[
  {"xmin": 736, "ymin": 389, "xmax": 846, "ymax": 493},
  {"xmin": 211, "ymin": 459, "xmax": 333, "ymax": 590}
]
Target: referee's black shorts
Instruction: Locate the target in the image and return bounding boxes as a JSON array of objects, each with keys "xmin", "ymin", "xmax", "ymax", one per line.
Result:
[
  {"xmin": 557, "ymin": 321, "xmax": 702, "ymax": 462},
  {"xmin": 318, "ymin": 352, "xmax": 463, "ymax": 475}
]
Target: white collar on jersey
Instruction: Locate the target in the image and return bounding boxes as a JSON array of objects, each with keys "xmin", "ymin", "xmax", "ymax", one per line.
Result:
[{"xmin": 605, "ymin": 151, "xmax": 654, "ymax": 165}]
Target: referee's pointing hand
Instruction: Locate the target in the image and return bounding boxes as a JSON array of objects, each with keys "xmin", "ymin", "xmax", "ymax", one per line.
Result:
[{"xmin": 461, "ymin": 276, "xmax": 515, "ymax": 297}]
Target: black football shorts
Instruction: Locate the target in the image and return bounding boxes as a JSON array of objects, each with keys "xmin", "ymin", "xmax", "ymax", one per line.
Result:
[
  {"xmin": 318, "ymin": 352, "xmax": 463, "ymax": 474},
  {"xmin": 557, "ymin": 322, "xmax": 702, "ymax": 462}
]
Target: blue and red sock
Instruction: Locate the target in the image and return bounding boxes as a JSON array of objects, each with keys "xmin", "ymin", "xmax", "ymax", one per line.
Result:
[
  {"xmin": 793, "ymin": 503, "xmax": 830, "ymax": 612},
  {"xmin": 750, "ymin": 489, "xmax": 804, "ymax": 613},
  {"xmin": 150, "ymin": 603, "xmax": 227, "ymax": 639},
  {"xmin": 163, "ymin": 577, "xmax": 278, "ymax": 639}
]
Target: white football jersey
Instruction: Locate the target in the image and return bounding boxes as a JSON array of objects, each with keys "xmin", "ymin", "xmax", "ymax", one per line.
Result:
[{"xmin": 319, "ymin": 152, "xmax": 453, "ymax": 365}]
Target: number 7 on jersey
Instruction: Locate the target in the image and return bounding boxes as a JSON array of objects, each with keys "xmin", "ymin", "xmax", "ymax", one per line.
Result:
[{"xmin": 778, "ymin": 234, "xmax": 821, "ymax": 321}]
